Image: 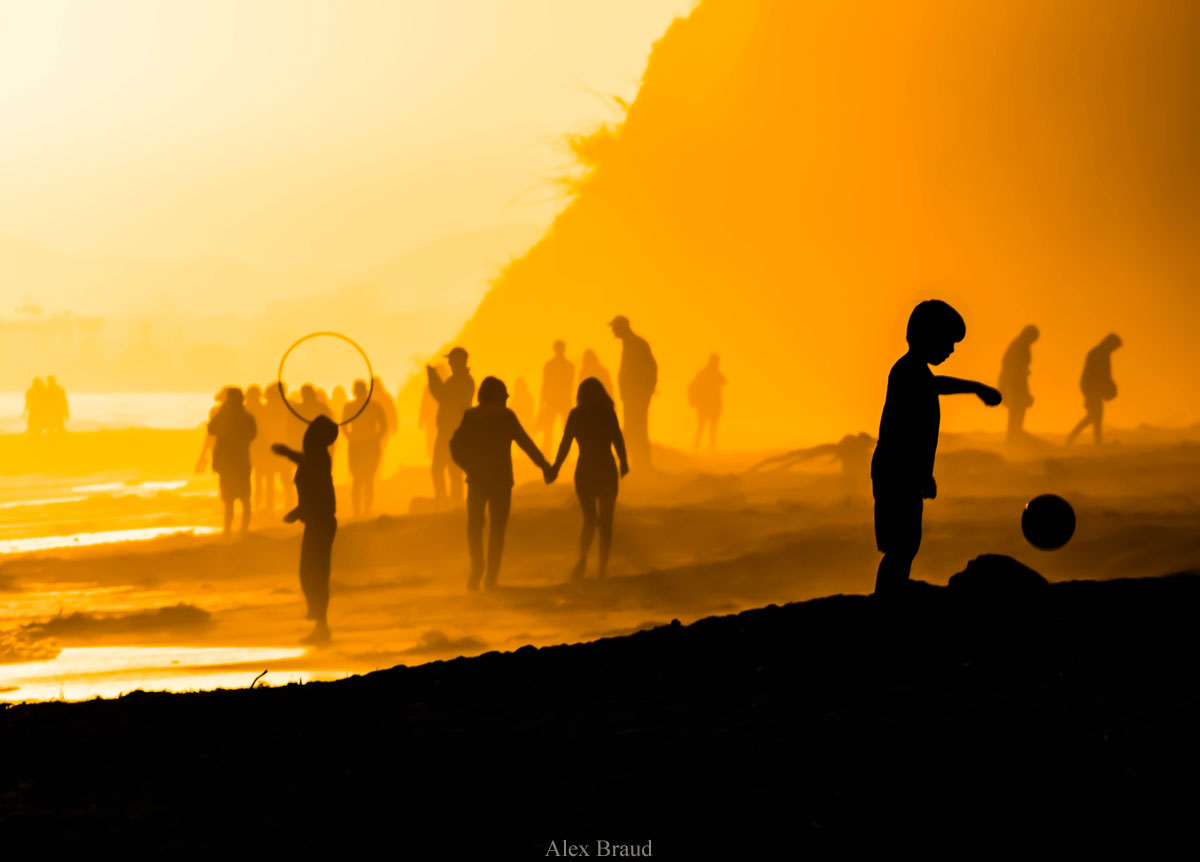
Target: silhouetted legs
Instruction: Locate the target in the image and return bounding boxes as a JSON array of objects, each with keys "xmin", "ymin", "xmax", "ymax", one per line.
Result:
[
  {"xmin": 466, "ymin": 484, "xmax": 512, "ymax": 590},
  {"xmin": 263, "ymin": 469, "xmax": 293, "ymax": 512},
  {"xmin": 872, "ymin": 493, "xmax": 922, "ymax": 598},
  {"xmin": 875, "ymin": 549, "xmax": 919, "ymax": 597},
  {"xmin": 219, "ymin": 472, "xmax": 252, "ymax": 536},
  {"xmin": 223, "ymin": 497, "xmax": 251, "ymax": 535},
  {"xmin": 1067, "ymin": 399, "xmax": 1104, "ymax": 445},
  {"xmin": 253, "ymin": 469, "xmax": 267, "ymax": 511},
  {"xmin": 1005, "ymin": 405, "xmax": 1027, "ymax": 444},
  {"xmin": 432, "ymin": 434, "xmax": 464, "ymax": 503},
  {"xmin": 695, "ymin": 410, "xmax": 719, "ymax": 451},
  {"xmin": 573, "ymin": 490, "xmax": 617, "ymax": 580},
  {"xmin": 623, "ymin": 396, "xmax": 653, "ymax": 471},
  {"xmin": 299, "ymin": 517, "xmax": 336, "ymax": 644},
  {"xmin": 349, "ymin": 448, "xmax": 379, "ymax": 517}
]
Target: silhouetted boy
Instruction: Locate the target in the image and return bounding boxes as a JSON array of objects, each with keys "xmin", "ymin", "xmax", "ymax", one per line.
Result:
[
  {"xmin": 872, "ymin": 301, "xmax": 1002, "ymax": 597},
  {"xmin": 450, "ymin": 376, "xmax": 552, "ymax": 591},
  {"xmin": 272, "ymin": 415, "xmax": 339, "ymax": 645}
]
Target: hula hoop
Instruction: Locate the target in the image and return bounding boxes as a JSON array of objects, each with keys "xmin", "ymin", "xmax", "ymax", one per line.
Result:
[{"xmin": 276, "ymin": 331, "xmax": 375, "ymax": 426}]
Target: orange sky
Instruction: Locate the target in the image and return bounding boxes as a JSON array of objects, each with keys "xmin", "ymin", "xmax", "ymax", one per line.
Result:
[{"xmin": 0, "ymin": 0, "xmax": 691, "ymax": 289}]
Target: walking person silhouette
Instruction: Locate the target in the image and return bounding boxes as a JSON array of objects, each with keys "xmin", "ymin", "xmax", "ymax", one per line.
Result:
[
  {"xmin": 207, "ymin": 387, "xmax": 257, "ymax": 536},
  {"xmin": 872, "ymin": 301, "xmax": 1002, "ymax": 598},
  {"xmin": 688, "ymin": 354, "xmax": 726, "ymax": 451},
  {"xmin": 609, "ymin": 315, "xmax": 657, "ymax": 471},
  {"xmin": 998, "ymin": 325, "xmax": 1039, "ymax": 444},
  {"xmin": 538, "ymin": 340, "xmax": 575, "ymax": 457},
  {"xmin": 272, "ymin": 415, "xmax": 339, "ymax": 645},
  {"xmin": 427, "ymin": 348, "xmax": 475, "ymax": 504},
  {"xmin": 1067, "ymin": 333, "xmax": 1122, "ymax": 445},
  {"xmin": 548, "ymin": 377, "xmax": 629, "ymax": 581},
  {"xmin": 450, "ymin": 376, "xmax": 553, "ymax": 591}
]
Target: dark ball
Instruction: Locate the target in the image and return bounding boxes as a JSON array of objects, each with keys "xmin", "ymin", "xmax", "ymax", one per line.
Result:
[{"xmin": 1022, "ymin": 494, "xmax": 1076, "ymax": 550}]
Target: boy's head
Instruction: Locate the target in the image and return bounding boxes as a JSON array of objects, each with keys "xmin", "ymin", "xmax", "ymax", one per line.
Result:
[
  {"xmin": 906, "ymin": 300, "xmax": 966, "ymax": 365},
  {"xmin": 477, "ymin": 376, "xmax": 508, "ymax": 405}
]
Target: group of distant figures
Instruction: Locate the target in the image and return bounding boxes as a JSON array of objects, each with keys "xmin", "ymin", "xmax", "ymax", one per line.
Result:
[
  {"xmin": 198, "ymin": 377, "xmax": 398, "ymax": 533},
  {"xmin": 420, "ymin": 318, "xmax": 727, "ymax": 501},
  {"xmin": 420, "ymin": 316, "xmax": 666, "ymax": 593},
  {"xmin": 999, "ymin": 328, "xmax": 1123, "ymax": 446},
  {"xmin": 200, "ymin": 314, "xmax": 710, "ymax": 643},
  {"xmin": 201, "ymin": 310, "xmax": 1124, "ymax": 642},
  {"xmin": 22, "ymin": 376, "xmax": 69, "ymax": 434},
  {"xmin": 756, "ymin": 328, "xmax": 1124, "ymax": 479}
]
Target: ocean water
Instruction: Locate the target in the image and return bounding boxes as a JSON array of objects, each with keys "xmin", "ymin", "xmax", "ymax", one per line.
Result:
[{"xmin": 0, "ymin": 391, "xmax": 214, "ymax": 434}]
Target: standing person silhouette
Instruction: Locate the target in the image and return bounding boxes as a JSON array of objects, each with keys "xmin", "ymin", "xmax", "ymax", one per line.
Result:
[
  {"xmin": 44, "ymin": 376, "xmax": 69, "ymax": 433},
  {"xmin": 427, "ymin": 348, "xmax": 475, "ymax": 504},
  {"xmin": 872, "ymin": 301, "xmax": 1002, "ymax": 598},
  {"xmin": 261, "ymin": 383, "xmax": 295, "ymax": 511},
  {"xmin": 1067, "ymin": 333, "xmax": 1122, "ymax": 445},
  {"xmin": 244, "ymin": 385, "xmax": 270, "ymax": 509},
  {"xmin": 548, "ymin": 377, "xmax": 629, "ymax": 581},
  {"xmin": 578, "ymin": 349, "xmax": 614, "ymax": 399},
  {"xmin": 609, "ymin": 315, "xmax": 657, "ymax": 471},
  {"xmin": 688, "ymin": 354, "xmax": 726, "ymax": 451},
  {"xmin": 537, "ymin": 340, "xmax": 575, "ymax": 457},
  {"xmin": 450, "ymin": 376, "xmax": 553, "ymax": 591},
  {"xmin": 419, "ymin": 363, "xmax": 448, "ymax": 459},
  {"xmin": 998, "ymin": 326, "xmax": 1040, "ymax": 444},
  {"xmin": 208, "ymin": 387, "xmax": 257, "ymax": 536},
  {"xmin": 343, "ymin": 379, "xmax": 388, "ymax": 517},
  {"xmin": 272, "ymin": 415, "xmax": 339, "ymax": 646}
]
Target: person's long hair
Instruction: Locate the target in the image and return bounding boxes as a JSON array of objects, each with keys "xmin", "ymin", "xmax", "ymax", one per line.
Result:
[{"xmin": 576, "ymin": 376, "xmax": 614, "ymax": 412}]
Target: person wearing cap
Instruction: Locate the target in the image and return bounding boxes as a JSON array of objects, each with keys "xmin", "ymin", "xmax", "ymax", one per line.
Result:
[
  {"xmin": 427, "ymin": 347, "xmax": 476, "ymax": 503},
  {"xmin": 449, "ymin": 376, "xmax": 553, "ymax": 590},
  {"xmin": 609, "ymin": 315, "xmax": 657, "ymax": 471}
]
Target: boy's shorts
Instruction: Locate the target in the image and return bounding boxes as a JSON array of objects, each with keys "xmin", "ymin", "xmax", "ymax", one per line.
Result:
[{"xmin": 873, "ymin": 490, "xmax": 923, "ymax": 555}]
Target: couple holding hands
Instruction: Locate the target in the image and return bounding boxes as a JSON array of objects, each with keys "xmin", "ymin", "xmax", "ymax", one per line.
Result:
[{"xmin": 450, "ymin": 375, "xmax": 629, "ymax": 591}]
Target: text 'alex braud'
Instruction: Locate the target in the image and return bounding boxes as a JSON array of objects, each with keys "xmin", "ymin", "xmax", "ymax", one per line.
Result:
[{"xmin": 545, "ymin": 840, "xmax": 652, "ymax": 857}]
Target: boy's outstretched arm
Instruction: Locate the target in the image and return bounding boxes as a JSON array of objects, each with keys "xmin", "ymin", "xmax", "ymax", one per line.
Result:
[{"xmin": 934, "ymin": 376, "xmax": 1003, "ymax": 405}]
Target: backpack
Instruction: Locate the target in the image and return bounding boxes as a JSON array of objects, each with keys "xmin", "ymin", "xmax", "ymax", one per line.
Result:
[{"xmin": 449, "ymin": 413, "xmax": 484, "ymax": 476}]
